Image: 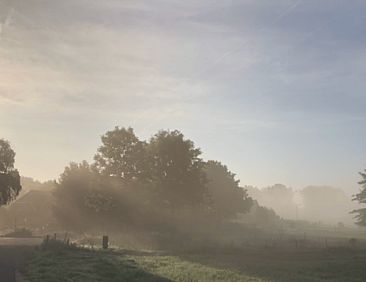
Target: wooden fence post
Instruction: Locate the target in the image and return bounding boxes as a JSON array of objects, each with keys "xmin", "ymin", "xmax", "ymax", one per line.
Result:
[{"xmin": 102, "ymin": 235, "xmax": 109, "ymax": 249}]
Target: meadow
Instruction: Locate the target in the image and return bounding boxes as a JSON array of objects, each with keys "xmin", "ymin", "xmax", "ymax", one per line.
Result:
[{"xmin": 25, "ymin": 239, "xmax": 366, "ymax": 282}]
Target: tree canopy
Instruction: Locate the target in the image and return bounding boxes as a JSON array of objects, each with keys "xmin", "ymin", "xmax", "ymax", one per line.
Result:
[
  {"xmin": 148, "ymin": 130, "xmax": 207, "ymax": 208},
  {"xmin": 0, "ymin": 139, "xmax": 22, "ymax": 206},
  {"xmin": 94, "ymin": 127, "xmax": 149, "ymax": 182},
  {"xmin": 53, "ymin": 161, "xmax": 124, "ymax": 231},
  {"xmin": 53, "ymin": 127, "xmax": 253, "ymax": 232},
  {"xmin": 205, "ymin": 161, "xmax": 252, "ymax": 219},
  {"xmin": 352, "ymin": 169, "xmax": 366, "ymax": 226}
]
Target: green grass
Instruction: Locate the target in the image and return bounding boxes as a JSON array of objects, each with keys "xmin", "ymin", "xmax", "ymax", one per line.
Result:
[
  {"xmin": 131, "ymin": 255, "xmax": 264, "ymax": 282},
  {"xmin": 26, "ymin": 248, "xmax": 169, "ymax": 282},
  {"xmin": 25, "ymin": 246, "xmax": 366, "ymax": 282},
  {"xmin": 25, "ymin": 248, "xmax": 266, "ymax": 282},
  {"xmin": 174, "ymin": 247, "xmax": 366, "ymax": 282}
]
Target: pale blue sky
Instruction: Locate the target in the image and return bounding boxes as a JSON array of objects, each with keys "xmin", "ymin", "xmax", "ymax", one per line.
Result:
[{"xmin": 0, "ymin": 0, "xmax": 365, "ymax": 193}]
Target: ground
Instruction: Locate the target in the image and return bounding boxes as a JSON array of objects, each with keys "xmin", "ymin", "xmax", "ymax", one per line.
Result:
[
  {"xmin": 1, "ymin": 235, "xmax": 366, "ymax": 282},
  {"xmin": 24, "ymin": 245, "xmax": 366, "ymax": 282}
]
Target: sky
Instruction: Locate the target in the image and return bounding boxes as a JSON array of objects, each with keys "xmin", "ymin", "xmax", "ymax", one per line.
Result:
[{"xmin": 0, "ymin": 0, "xmax": 365, "ymax": 193}]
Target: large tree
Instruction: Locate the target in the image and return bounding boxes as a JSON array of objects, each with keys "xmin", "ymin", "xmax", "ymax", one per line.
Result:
[
  {"xmin": 352, "ymin": 169, "xmax": 366, "ymax": 226},
  {"xmin": 53, "ymin": 161, "xmax": 122, "ymax": 231},
  {"xmin": 94, "ymin": 127, "xmax": 148, "ymax": 183},
  {"xmin": 205, "ymin": 161, "xmax": 252, "ymax": 219},
  {"xmin": 53, "ymin": 161, "xmax": 159, "ymax": 231},
  {"xmin": 148, "ymin": 130, "xmax": 207, "ymax": 208},
  {"xmin": 0, "ymin": 139, "xmax": 21, "ymax": 205}
]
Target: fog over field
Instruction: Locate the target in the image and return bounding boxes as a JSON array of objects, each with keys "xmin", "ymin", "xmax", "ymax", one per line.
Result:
[{"xmin": 1, "ymin": 1, "xmax": 366, "ymax": 282}]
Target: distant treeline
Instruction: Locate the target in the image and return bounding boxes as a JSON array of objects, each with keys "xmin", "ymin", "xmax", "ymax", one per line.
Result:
[{"xmin": 245, "ymin": 184, "xmax": 359, "ymax": 226}]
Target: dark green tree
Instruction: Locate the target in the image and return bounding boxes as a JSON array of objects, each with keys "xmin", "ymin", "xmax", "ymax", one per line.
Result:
[
  {"xmin": 94, "ymin": 127, "xmax": 148, "ymax": 183},
  {"xmin": 241, "ymin": 200, "xmax": 280, "ymax": 227},
  {"xmin": 53, "ymin": 161, "xmax": 97, "ymax": 230},
  {"xmin": 0, "ymin": 139, "xmax": 21, "ymax": 205},
  {"xmin": 53, "ymin": 161, "xmax": 155, "ymax": 231},
  {"xmin": 53, "ymin": 161, "xmax": 119, "ymax": 231},
  {"xmin": 205, "ymin": 160, "xmax": 252, "ymax": 219},
  {"xmin": 352, "ymin": 169, "xmax": 366, "ymax": 226},
  {"xmin": 148, "ymin": 130, "xmax": 207, "ymax": 208}
]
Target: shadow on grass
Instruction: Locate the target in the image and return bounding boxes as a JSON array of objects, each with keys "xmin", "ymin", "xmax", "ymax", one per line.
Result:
[
  {"xmin": 25, "ymin": 243, "xmax": 366, "ymax": 282},
  {"xmin": 174, "ymin": 245, "xmax": 366, "ymax": 282},
  {"xmin": 27, "ymin": 247, "xmax": 172, "ymax": 282}
]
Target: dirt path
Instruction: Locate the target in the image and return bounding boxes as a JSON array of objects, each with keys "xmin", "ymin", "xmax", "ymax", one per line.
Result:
[
  {"xmin": 0, "ymin": 264, "xmax": 16, "ymax": 282},
  {"xmin": 0, "ymin": 245, "xmax": 36, "ymax": 282}
]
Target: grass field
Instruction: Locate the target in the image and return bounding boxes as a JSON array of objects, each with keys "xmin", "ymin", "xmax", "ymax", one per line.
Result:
[{"xmin": 25, "ymin": 244, "xmax": 366, "ymax": 282}]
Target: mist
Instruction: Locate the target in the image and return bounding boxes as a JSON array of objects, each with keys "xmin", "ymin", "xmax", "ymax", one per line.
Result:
[
  {"xmin": 245, "ymin": 184, "xmax": 359, "ymax": 226},
  {"xmin": 1, "ymin": 0, "xmax": 366, "ymax": 281}
]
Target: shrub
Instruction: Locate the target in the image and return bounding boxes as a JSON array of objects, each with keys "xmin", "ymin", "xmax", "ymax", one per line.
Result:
[{"xmin": 4, "ymin": 227, "xmax": 32, "ymax": 238}]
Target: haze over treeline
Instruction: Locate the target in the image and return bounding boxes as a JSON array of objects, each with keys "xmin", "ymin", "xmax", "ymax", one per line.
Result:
[
  {"xmin": 14, "ymin": 177, "xmax": 358, "ymax": 228},
  {"xmin": 245, "ymin": 184, "xmax": 358, "ymax": 225},
  {"xmin": 0, "ymin": 127, "xmax": 361, "ymax": 237}
]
